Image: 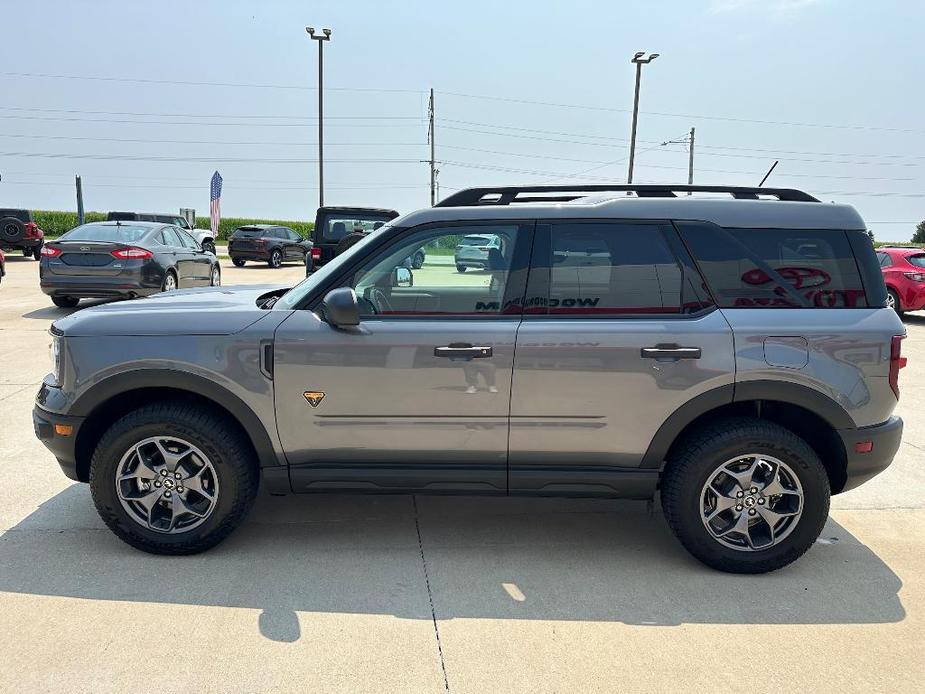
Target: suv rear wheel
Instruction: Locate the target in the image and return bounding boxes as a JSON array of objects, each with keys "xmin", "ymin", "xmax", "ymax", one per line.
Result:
[
  {"xmin": 52, "ymin": 296, "xmax": 79, "ymax": 308},
  {"xmin": 661, "ymin": 417, "xmax": 829, "ymax": 574},
  {"xmin": 231, "ymin": 258, "xmax": 246, "ymax": 267},
  {"xmin": 268, "ymin": 249, "xmax": 283, "ymax": 268},
  {"xmin": 89, "ymin": 401, "xmax": 259, "ymax": 555}
]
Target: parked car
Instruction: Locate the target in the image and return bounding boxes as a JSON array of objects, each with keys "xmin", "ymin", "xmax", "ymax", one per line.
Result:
[
  {"xmin": 876, "ymin": 246, "xmax": 925, "ymax": 316},
  {"xmin": 39, "ymin": 221, "xmax": 221, "ymax": 308},
  {"xmin": 454, "ymin": 233, "xmax": 503, "ymax": 272},
  {"xmin": 311, "ymin": 206, "xmax": 399, "ymax": 266},
  {"xmin": 0, "ymin": 208, "xmax": 45, "ymax": 259},
  {"xmin": 0, "ymin": 248, "xmax": 5, "ymax": 284},
  {"xmin": 228, "ymin": 224, "xmax": 313, "ymax": 268},
  {"xmin": 106, "ymin": 212, "xmax": 215, "ymax": 255},
  {"xmin": 33, "ymin": 184, "xmax": 904, "ymax": 574}
]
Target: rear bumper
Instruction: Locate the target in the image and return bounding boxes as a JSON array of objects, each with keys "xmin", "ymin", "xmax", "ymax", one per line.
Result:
[
  {"xmin": 40, "ymin": 273, "xmax": 161, "ymax": 299},
  {"xmin": 229, "ymin": 250, "xmax": 272, "ymax": 261},
  {"xmin": 0, "ymin": 238, "xmax": 42, "ymax": 250},
  {"xmin": 837, "ymin": 416, "xmax": 903, "ymax": 493},
  {"xmin": 33, "ymin": 405, "xmax": 86, "ymax": 482}
]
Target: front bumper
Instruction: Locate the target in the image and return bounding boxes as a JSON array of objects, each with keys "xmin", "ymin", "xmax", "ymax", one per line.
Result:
[
  {"xmin": 837, "ymin": 416, "xmax": 903, "ymax": 493},
  {"xmin": 33, "ymin": 405, "xmax": 86, "ymax": 482}
]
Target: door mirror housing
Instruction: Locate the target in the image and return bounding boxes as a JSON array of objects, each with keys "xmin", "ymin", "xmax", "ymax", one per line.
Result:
[
  {"xmin": 322, "ymin": 287, "xmax": 361, "ymax": 328},
  {"xmin": 392, "ymin": 266, "xmax": 413, "ymax": 288}
]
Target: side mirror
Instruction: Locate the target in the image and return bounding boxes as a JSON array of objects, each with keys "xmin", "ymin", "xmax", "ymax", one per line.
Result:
[
  {"xmin": 322, "ymin": 287, "xmax": 360, "ymax": 328},
  {"xmin": 393, "ymin": 266, "xmax": 413, "ymax": 288}
]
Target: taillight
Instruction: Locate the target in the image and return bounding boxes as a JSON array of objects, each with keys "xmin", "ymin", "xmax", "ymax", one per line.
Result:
[
  {"xmin": 40, "ymin": 246, "xmax": 61, "ymax": 258},
  {"xmin": 254, "ymin": 239, "xmax": 266, "ymax": 247},
  {"xmin": 889, "ymin": 335, "xmax": 907, "ymax": 399},
  {"xmin": 903, "ymin": 272, "xmax": 925, "ymax": 282},
  {"xmin": 311, "ymin": 247, "xmax": 321, "ymax": 260},
  {"xmin": 111, "ymin": 247, "xmax": 153, "ymax": 259}
]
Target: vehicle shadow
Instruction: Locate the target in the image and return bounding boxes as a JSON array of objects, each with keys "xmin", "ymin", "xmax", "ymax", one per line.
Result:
[
  {"xmin": 21, "ymin": 298, "xmax": 117, "ymax": 320},
  {"xmin": 0, "ymin": 485, "xmax": 905, "ymax": 642},
  {"xmin": 902, "ymin": 312, "xmax": 925, "ymax": 325}
]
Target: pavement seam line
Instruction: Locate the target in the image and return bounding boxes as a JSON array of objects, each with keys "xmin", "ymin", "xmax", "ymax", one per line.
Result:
[{"xmin": 412, "ymin": 495, "xmax": 450, "ymax": 693}]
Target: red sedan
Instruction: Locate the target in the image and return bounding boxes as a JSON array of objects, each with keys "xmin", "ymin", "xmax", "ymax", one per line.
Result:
[{"xmin": 877, "ymin": 246, "xmax": 925, "ymax": 315}]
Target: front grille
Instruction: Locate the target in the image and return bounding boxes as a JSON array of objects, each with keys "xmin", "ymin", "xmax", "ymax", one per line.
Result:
[{"xmin": 61, "ymin": 253, "xmax": 113, "ymax": 267}]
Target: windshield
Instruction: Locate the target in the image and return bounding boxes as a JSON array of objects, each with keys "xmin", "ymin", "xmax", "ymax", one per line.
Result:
[
  {"xmin": 908, "ymin": 254, "xmax": 925, "ymax": 268},
  {"xmin": 458, "ymin": 235, "xmax": 493, "ymax": 246},
  {"xmin": 276, "ymin": 225, "xmax": 394, "ymax": 309},
  {"xmin": 59, "ymin": 224, "xmax": 150, "ymax": 243}
]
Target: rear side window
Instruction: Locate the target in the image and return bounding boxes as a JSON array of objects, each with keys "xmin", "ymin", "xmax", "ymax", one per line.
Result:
[
  {"xmin": 877, "ymin": 252, "xmax": 892, "ymax": 267},
  {"xmin": 677, "ymin": 223, "xmax": 868, "ymax": 308},
  {"xmin": 531, "ymin": 222, "xmax": 684, "ymax": 315},
  {"xmin": 908, "ymin": 254, "xmax": 925, "ymax": 269}
]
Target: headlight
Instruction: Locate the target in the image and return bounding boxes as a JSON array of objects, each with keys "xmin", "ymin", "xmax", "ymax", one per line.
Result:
[{"xmin": 49, "ymin": 334, "xmax": 61, "ymax": 384}]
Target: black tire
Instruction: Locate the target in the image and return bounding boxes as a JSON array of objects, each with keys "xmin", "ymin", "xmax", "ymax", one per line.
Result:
[
  {"xmin": 660, "ymin": 417, "xmax": 830, "ymax": 574},
  {"xmin": 89, "ymin": 401, "xmax": 259, "ymax": 555},
  {"xmin": 51, "ymin": 296, "xmax": 79, "ymax": 308},
  {"xmin": 162, "ymin": 269, "xmax": 178, "ymax": 292},
  {"xmin": 888, "ymin": 288, "xmax": 903, "ymax": 317},
  {"xmin": 412, "ymin": 250, "xmax": 425, "ymax": 269},
  {"xmin": 0, "ymin": 216, "xmax": 25, "ymax": 243},
  {"xmin": 334, "ymin": 232, "xmax": 367, "ymax": 256},
  {"xmin": 268, "ymin": 248, "xmax": 283, "ymax": 268},
  {"xmin": 456, "ymin": 264, "xmax": 467, "ymax": 273},
  {"xmin": 201, "ymin": 240, "xmax": 216, "ymax": 255},
  {"xmin": 231, "ymin": 257, "xmax": 246, "ymax": 267}
]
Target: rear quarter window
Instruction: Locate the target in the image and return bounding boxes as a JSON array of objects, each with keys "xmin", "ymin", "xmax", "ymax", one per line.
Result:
[
  {"xmin": 907, "ymin": 254, "xmax": 925, "ymax": 269},
  {"xmin": 677, "ymin": 223, "xmax": 868, "ymax": 308}
]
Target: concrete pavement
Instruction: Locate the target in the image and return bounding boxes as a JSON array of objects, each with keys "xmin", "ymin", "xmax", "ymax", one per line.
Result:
[{"xmin": 1, "ymin": 253, "xmax": 923, "ymax": 693}]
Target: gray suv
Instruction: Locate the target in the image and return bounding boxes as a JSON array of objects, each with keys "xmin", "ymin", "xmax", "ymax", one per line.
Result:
[{"xmin": 33, "ymin": 184, "xmax": 905, "ymax": 573}]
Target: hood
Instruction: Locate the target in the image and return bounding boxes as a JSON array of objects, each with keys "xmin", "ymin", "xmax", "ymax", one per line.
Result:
[{"xmin": 53, "ymin": 285, "xmax": 291, "ymax": 337}]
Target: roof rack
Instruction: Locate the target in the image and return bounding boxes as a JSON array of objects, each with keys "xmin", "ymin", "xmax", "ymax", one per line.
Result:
[{"xmin": 435, "ymin": 184, "xmax": 820, "ymax": 207}]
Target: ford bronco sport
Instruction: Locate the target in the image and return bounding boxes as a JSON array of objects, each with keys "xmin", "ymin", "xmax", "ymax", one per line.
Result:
[{"xmin": 33, "ymin": 184, "xmax": 905, "ymax": 573}]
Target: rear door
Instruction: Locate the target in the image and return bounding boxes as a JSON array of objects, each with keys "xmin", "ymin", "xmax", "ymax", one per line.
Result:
[
  {"xmin": 509, "ymin": 220, "xmax": 735, "ymax": 495},
  {"xmin": 160, "ymin": 227, "xmax": 192, "ymax": 283}
]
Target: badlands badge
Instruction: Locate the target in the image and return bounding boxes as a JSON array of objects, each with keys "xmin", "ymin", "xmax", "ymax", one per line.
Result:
[{"xmin": 302, "ymin": 391, "xmax": 326, "ymax": 408}]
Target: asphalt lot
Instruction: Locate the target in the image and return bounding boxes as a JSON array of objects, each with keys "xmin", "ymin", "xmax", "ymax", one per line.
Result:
[{"xmin": 1, "ymin": 252, "xmax": 924, "ymax": 693}]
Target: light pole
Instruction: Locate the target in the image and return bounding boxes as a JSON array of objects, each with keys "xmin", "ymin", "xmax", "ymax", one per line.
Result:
[
  {"xmin": 306, "ymin": 26, "xmax": 331, "ymax": 207},
  {"xmin": 627, "ymin": 51, "xmax": 659, "ymax": 185}
]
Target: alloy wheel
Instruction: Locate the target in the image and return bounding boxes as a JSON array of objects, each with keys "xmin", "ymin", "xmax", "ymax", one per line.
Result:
[
  {"xmin": 700, "ymin": 454, "xmax": 804, "ymax": 551},
  {"xmin": 211, "ymin": 266, "xmax": 221, "ymax": 286},
  {"xmin": 164, "ymin": 273, "xmax": 177, "ymax": 291},
  {"xmin": 115, "ymin": 436, "xmax": 220, "ymax": 534}
]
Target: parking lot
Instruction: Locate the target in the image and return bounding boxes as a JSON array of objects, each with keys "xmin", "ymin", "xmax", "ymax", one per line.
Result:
[{"xmin": 1, "ymin": 252, "xmax": 924, "ymax": 693}]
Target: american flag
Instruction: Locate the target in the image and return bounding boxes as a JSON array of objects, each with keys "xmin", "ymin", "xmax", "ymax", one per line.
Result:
[{"xmin": 209, "ymin": 170, "xmax": 223, "ymax": 238}]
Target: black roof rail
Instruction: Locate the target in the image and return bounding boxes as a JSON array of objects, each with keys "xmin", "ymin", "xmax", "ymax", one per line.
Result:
[{"xmin": 435, "ymin": 184, "xmax": 820, "ymax": 207}]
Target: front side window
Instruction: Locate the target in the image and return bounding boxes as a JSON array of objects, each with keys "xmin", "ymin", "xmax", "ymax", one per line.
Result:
[
  {"xmin": 678, "ymin": 223, "xmax": 868, "ymax": 308},
  {"xmin": 343, "ymin": 225, "xmax": 526, "ymax": 317},
  {"xmin": 529, "ymin": 222, "xmax": 684, "ymax": 315}
]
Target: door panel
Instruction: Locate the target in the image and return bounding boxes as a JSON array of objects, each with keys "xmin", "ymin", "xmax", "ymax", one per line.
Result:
[
  {"xmin": 508, "ymin": 220, "xmax": 735, "ymax": 495},
  {"xmin": 274, "ymin": 311, "xmax": 517, "ymax": 492}
]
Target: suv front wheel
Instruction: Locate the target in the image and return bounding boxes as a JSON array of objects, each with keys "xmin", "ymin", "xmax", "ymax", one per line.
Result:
[
  {"xmin": 89, "ymin": 402, "xmax": 259, "ymax": 555},
  {"xmin": 661, "ymin": 417, "xmax": 829, "ymax": 574}
]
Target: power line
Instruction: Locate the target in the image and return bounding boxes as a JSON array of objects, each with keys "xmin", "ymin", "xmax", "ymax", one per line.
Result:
[
  {"xmin": 0, "ymin": 113, "xmax": 422, "ymax": 128},
  {"xmin": 0, "ymin": 132, "xmax": 426, "ymax": 147},
  {"xmin": 0, "ymin": 105, "xmax": 421, "ymax": 120},
  {"xmin": 0, "ymin": 151, "xmax": 423, "ymax": 163},
  {"xmin": 0, "ymin": 71, "xmax": 423, "ymax": 94}
]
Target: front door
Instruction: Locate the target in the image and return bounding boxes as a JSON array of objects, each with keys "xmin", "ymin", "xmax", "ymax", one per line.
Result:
[
  {"xmin": 274, "ymin": 222, "xmax": 533, "ymax": 493},
  {"xmin": 509, "ymin": 220, "xmax": 735, "ymax": 494}
]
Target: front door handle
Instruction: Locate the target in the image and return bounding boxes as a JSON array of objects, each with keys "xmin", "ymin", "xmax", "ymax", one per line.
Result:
[
  {"xmin": 641, "ymin": 344, "xmax": 702, "ymax": 360},
  {"xmin": 434, "ymin": 343, "xmax": 493, "ymax": 360}
]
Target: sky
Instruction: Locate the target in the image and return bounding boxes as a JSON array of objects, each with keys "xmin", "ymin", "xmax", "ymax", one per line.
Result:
[{"xmin": 0, "ymin": 0, "xmax": 923, "ymax": 240}]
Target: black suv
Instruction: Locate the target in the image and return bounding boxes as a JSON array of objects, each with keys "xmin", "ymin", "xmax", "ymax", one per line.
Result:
[
  {"xmin": 311, "ymin": 206, "xmax": 399, "ymax": 265},
  {"xmin": 0, "ymin": 209, "xmax": 45, "ymax": 259},
  {"xmin": 228, "ymin": 225, "xmax": 313, "ymax": 268}
]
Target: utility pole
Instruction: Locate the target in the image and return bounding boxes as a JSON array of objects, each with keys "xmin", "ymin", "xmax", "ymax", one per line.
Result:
[
  {"xmin": 428, "ymin": 88, "xmax": 436, "ymax": 206},
  {"xmin": 306, "ymin": 26, "xmax": 331, "ymax": 207},
  {"xmin": 687, "ymin": 127, "xmax": 695, "ymax": 186},
  {"xmin": 627, "ymin": 51, "xmax": 659, "ymax": 185},
  {"xmin": 75, "ymin": 174, "xmax": 85, "ymax": 225}
]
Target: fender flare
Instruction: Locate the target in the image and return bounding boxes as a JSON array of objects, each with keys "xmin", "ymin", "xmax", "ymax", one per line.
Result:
[
  {"xmin": 640, "ymin": 380, "xmax": 854, "ymax": 468},
  {"xmin": 71, "ymin": 369, "xmax": 281, "ymax": 467}
]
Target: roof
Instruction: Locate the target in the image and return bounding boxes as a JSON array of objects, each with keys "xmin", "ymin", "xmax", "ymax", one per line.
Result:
[
  {"xmin": 91, "ymin": 221, "xmax": 166, "ymax": 227},
  {"xmin": 879, "ymin": 246, "xmax": 924, "ymax": 254},
  {"xmin": 397, "ymin": 191, "xmax": 867, "ymax": 231}
]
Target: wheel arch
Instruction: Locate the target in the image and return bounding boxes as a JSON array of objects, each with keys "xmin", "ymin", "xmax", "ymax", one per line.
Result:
[
  {"xmin": 70, "ymin": 370, "xmax": 282, "ymax": 483},
  {"xmin": 642, "ymin": 381, "xmax": 852, "ymax": 493}
]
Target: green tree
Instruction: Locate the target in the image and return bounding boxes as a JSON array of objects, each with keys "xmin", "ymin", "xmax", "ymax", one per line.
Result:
[{"xmin": 913, "ymin": 220, "xmax": 925, "ymax": 244}]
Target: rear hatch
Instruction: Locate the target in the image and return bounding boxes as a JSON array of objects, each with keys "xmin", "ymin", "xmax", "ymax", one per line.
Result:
[
  {"xmin": 46, "ymin": 241, "xmax": 125, "ymax": 276},
  {"xmin": 229, "ymin": 227, "xmax": 265, "ymax": 251}
]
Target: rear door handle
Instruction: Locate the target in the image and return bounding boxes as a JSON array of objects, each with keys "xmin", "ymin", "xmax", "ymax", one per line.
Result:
[
  {"xmin": 641, "ymin": 344, "xmax": 702, "ymax": 360},
  {"xmin": 434, "ymin": 343, "xmax": 493, "ymax": 360}
]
